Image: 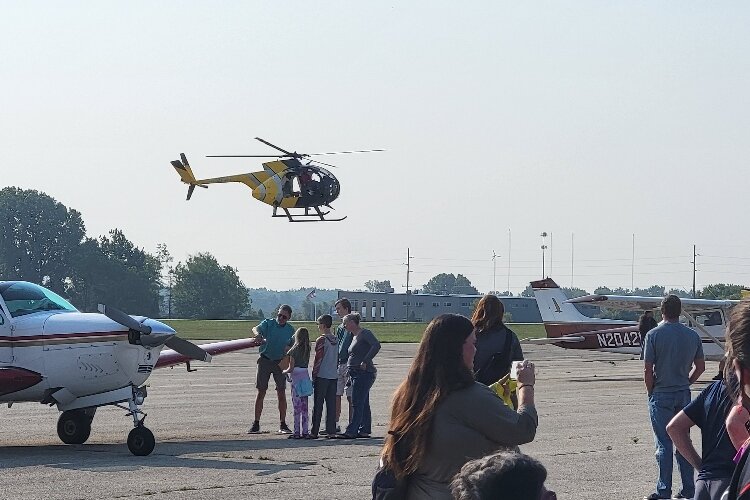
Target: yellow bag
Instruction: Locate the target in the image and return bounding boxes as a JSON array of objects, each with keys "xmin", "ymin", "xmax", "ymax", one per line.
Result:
[{"xmin": 489, "ymin": 374, "xmax": 517, "ymax": 409}]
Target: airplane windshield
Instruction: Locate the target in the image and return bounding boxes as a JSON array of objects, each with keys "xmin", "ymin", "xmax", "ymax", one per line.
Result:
[{"xmin": 0, "ymin": 282, "xmax": 78, "ymax": 318}]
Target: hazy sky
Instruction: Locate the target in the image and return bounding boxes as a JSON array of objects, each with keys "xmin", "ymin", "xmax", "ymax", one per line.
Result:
[{"xmin": 2, "ymin": 2, "xmax": 749, "ymax": 295}]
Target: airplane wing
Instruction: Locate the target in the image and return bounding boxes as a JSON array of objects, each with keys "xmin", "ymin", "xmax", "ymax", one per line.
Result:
[
  {"xmin": 155, "ymin": 338, "xmax": 263, "ymax": 369},
  {"xmin": 566, "ymin": 294, "xmax": 738, "ymax": 313}
]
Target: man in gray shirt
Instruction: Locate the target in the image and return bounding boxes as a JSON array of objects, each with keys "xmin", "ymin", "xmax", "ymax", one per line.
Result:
[{"xmin": 643, "ymin": 295, "xmax": 705, "ymax": 500}]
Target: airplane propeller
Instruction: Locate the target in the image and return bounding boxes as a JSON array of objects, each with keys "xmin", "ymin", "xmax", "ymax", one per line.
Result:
[{"xmin": 97, "ymin": 304, "xmax": 212, "ymax": 362}]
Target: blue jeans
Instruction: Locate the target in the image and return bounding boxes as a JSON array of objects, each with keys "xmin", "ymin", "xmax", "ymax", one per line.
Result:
[
  {"xmin": 345, "ymin": 368, "xmax": 375, "ymax": 436},
  {"xmin": 648, "ymin": 390, "xmax": 695, "ymax": 498}
]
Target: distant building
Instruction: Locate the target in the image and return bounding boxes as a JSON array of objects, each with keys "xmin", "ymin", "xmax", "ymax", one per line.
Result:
[{"xmin": 335, "ymin": 291, "xmax": 543, "ymax": 323}]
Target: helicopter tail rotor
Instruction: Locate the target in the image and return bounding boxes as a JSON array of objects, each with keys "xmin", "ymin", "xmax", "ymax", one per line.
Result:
[{"xmin": 171, "ymin": 153, "xmax": 208, "ymax": 200}]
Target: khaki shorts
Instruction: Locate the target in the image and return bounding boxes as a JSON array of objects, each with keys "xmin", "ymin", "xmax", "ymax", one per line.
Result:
[
  {"xmin": 256, "ymin": 356, "xmax": 287, "ymax": 391},
  {"xmin": 336, "ymin": 363, "xmax": 352, "ymax": 397}
]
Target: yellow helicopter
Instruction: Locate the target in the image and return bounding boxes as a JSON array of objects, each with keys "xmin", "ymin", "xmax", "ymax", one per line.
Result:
[{"xmin": 171, "ymin": 138, "xmax": 382, "ymax": 222}]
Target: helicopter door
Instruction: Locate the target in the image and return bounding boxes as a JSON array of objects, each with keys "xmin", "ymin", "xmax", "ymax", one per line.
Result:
[{"xmin": 0, "ymin": 309, "xmax": 12, "ymax": 363}]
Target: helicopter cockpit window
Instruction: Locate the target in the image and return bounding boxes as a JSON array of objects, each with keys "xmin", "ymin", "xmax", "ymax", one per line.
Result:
[{"xmin": 0, "ymin": 282, "xmax": 78, "ymax": 318}]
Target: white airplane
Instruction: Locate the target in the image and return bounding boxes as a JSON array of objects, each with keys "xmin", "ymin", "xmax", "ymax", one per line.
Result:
[
  {"xmin": 528, "ymin": 278, "xmax": 736, "ymax": 361},
  {"xmin": 0, "ymin": 280, "xmax": 260, "ymax": 455}
]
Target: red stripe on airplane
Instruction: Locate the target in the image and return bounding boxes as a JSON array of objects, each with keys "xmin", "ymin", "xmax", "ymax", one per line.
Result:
[
  {"xmin": 543, "ymin": 322, "xmax": 635, "ymax": 337},
  {"xmin": 0, "ymin": 367, "xmax": 43, "ymax": 396},
  {"xmin": 0, "ymin": 331, "xmax": 128, "ymax": 342}
]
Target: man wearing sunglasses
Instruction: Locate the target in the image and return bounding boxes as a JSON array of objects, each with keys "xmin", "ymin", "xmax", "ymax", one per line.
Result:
[{"xmin": 249, "ymin": 304, "xmax": 295, "ymax": 434}]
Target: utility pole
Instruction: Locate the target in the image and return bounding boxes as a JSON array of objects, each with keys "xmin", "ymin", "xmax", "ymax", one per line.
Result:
[
  {"xmin": 507, "ymin": 229, "xmax": 511, "ymax": 294},
  {"xmin": 492, "ymin": 250, "xmax": 497, "ymax": 294},
  {"xmin": 540, "ymin": 232, "xmax": 548, "ymax": 279},
  {"xmin": 404, "ymin": 248, "xmax": 414, "ymax": 321},
  {"xmin": 570, "ymin": 232, "xmax": 574, "ymax": 287},
  {"xmin": 692, "ymin": 244, "xmax": 697, "ymax": 298},
  {"xmin": 631, "ymin": 233, "xmax": 635, "ymax": 291}
]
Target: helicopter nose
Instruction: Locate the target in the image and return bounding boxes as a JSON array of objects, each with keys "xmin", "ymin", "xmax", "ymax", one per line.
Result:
[{"xmin": 252, "ymin": 183, "xmax": 267, "ymax": 201}]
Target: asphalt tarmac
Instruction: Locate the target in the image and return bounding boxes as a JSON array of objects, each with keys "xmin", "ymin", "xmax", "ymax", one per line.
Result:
[{"xmin": 0, "ymin": 343, "xmax": 716, "ymax": 499}]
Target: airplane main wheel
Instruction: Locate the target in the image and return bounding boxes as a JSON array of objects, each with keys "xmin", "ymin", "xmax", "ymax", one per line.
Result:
[
  {"xmin": 57, "ymin": 410, "xmax": 92, "ymax": 445},
  {"xmin": 127, "ymin": 426, "xmax": 155, "ymax": 456}
]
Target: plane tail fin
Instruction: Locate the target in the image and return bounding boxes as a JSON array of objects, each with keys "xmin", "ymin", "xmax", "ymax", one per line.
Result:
[{"xmin": 531, "ymin": 278, "xmax": 606, "ymax": 324}]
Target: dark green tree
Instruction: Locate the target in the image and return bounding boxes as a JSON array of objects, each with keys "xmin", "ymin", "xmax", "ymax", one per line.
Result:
[
  {"xmin": 156, "ymin": 243, "xmax": 174, "ymax": 317},
  {"xmin": 67, "ymin": 229, "xmax": 161, "ymax": 315},
  {"xmin": 172, "ymin": 252, "xmax": 249, "ymax": 319},
  {"xmin": 364, "ymin": 279, "xmax": 394, "ymax": 292},
  {"xmin": 637, "ymin": 285, "xmax": 666, "ymax": 297},
  {"xmin": 299, "ymin": 298, "xmax": 315, "ymax": 320},
  {"xmin": 699, "ymin": 283, "xmax": 746, "ymax": 300},
  {"xmin": 562, "ymin": 287, "xmax": 589, "ymax": 299},
  {"xmin": 667, "ymin": 288, "xmax": 691, "ymax": 298},
  {"xmin": 0, "ymin": 187, "xmax": 85, "ymax": 293},
  {"xmin": 422, "ymin": 273, "xmax": 478, "ymax": 295}
]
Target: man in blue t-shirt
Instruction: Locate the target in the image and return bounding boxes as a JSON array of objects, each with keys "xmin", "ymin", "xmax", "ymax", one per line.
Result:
[
  {"xmin": 667, "ymin": 378, "xmax": 736, "ymax": 500},
  {"xmin": 643, "ymin": 295, "xmax": 705, "ymax": 500},
  {"xmin": 248, "ymin": 304, "xmax": 295, "ymax": 434}
]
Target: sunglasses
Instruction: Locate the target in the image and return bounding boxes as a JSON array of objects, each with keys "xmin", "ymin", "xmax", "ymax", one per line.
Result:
[{"xmin": 277, "ymin": 313, "xmax": 289, "ymax": 320}]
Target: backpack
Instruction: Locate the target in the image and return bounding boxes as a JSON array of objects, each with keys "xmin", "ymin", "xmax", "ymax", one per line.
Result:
[
  {"xmin": 474, "ymin": 326, "xmax": 515, "ymax": 386},
  {"xmin": 372, "ymin": 439, "xmax": 410, "ymax": 500},
  {"xmin": 371, "ymin": 463, "xmax": 409, "ymax": 500}
]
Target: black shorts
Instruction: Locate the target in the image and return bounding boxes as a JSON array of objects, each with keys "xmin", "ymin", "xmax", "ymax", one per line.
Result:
[{"xmin": 256, "ymin": 356, "xmax": 286, "ymax": 391}]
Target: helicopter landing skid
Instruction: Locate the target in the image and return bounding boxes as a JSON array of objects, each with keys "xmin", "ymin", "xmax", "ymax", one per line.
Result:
[{"xmin": 273, "ymin": 206, "xmax": 347, "ymax": 222}]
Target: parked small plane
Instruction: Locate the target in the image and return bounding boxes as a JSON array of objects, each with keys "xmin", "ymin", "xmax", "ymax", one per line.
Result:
[
  {"xmin": 0, "ymin": 281, "xmax": 260, "ymax": 455},
  {"xmin": 527, "ymin": 278, "xmax": 736, "ymax": 361}
]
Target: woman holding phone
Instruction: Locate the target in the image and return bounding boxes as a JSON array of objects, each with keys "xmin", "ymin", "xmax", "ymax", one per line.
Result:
[{"xmin": 379, "ymin": 314, "xmax": 538, "ymax": 499}]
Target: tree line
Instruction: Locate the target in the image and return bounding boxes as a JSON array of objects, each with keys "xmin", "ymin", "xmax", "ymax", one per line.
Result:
[
  {"xmin": 0, "ymin": 188, "xmax": 248, "ymax": 319},
  {"xmin": 3, "ymin": 187, "xmax": 746, "ymax": 321}
]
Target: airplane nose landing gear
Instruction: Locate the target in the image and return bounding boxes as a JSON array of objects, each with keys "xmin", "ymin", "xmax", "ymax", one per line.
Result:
[
  {"xmin": 127, "ymin": 426, "xmax": 155, "ymax": 456},
  {"xmin": 117, "ymin": 385, "xmax": 155, "ymax": 456}
]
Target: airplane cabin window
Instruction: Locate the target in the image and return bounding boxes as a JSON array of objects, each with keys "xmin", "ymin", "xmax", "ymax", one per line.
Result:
[{"xmin": 0, "ymin": 282, "xmax": 78, "ymax": 318}]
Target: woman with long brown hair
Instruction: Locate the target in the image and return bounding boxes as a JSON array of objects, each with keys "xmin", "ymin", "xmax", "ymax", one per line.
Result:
[
  {"xmin": 721, "ymin": 301, "xmax": 750, "ymax": 499},
  {"xmin": 380, "ymin": 314, "xmax": 538, "ymax": 499},
  {"xmin": 471, "ymin": 295, "xmax": 524, "ymax": 386}
]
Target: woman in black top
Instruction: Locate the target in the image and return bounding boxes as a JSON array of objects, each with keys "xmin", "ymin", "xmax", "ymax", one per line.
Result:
[{"xmin": 471, "ymin": 295, "xmax": 523, "ymax": 386}]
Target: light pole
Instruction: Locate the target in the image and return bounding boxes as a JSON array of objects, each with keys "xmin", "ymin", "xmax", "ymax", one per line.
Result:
[{"xmin": 540, "ymin": 232, "xmax": 548, "ymax": 279}]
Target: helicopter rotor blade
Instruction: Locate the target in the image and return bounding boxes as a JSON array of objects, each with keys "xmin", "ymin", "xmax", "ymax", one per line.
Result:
[
  {"xmin": 254, "ymin": 137, "xmax": 293, "ymax": 155},
  {"xmin": 307, "ymin": 149, "xmax": 385, "ymax": 156},
  {"xmin": 206, "ymin": 155, "xmax": 286, "ymax": 158},
  {"xmin": 308, "ymin": 159, "xmax": 339, "ymax": 169}
]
